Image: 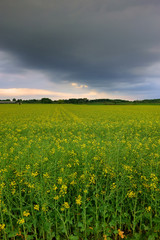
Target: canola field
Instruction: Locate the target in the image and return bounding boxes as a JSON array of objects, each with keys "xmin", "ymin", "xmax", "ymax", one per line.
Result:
[{"xmin": 0, "ymin": 104, "xmax": 160, "ymax": 240}]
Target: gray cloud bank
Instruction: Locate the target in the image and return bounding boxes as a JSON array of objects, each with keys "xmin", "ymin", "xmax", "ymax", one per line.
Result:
[{"xmin": 0, "ymin": 0, "xmax": 160, "ymax": 98}]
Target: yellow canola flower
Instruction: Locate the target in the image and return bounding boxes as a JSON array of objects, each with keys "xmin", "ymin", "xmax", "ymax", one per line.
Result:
[
  {"xmin": 12, "ymin": 188, "xmax": 16, "ymax": 195},
  {"xmin": 123, "ymin": 165, "xmax": 132, "ymax": 172},
  {"xmin": 76, "ymin": 195, "xmax": 82, "ymax": 205},
  {"xmin": 145, "ymin": 206, "xmax": 151, "ymax": 212},
  {"xmin": 53, "ymin": 184, "xmax": 57, "ymax": 191},
  {"xmin": 150, "ymin": 173, "xmax": 158, "ymax": 182},
  {"xmin": 70, "ymin": 180, "xmax": 76, "ymax": 185},
  {"xmin": 10, "ymin": 181, "xmax": 16, "ymax": 186},
  {"xmin": 28, "ymin": 183, "xmax": 35, "ymax": 189},
  {"xmin": 26, "ymin": 165, "xmax": 30, "ymax": 170},
  {"xmin": 31, "ymin": 172, "xmax": 38, "ymax": 177},
  {"xmin": 42, "ymin": 204, "xmax": 48, "ymax": 212},
  {"xmin": 60, "ymin": 185, "xmax": 67, "ymax": 195},
  {"xmin": 17, "ymin": 218, "xmax": 25, "ymax": 225},
  {"xmin": 89, "ymin": 174, "xmax": 96, "ymax": 184},
  {"xmin": 54, "ymin": 195, "xmax": 59, "ymax": 200},
  {"xmin": 58, "ymin": 177, "xmax": 63, "ymax": 184},
  {"xmin": 110, "ymin": 182, "xmax": 116, "ymax": 190},
  {"xmin": 2, "ymin": 208, "xmax": 7, "ymax": 213},
  {"xmin": 23, "ymin": 210, "xmax": 30, "ymax": 217},
  {"xmin": 150, "ymin": 183, "xmax": 157, "ymax": 190},
  {"xmin": 43, "ymin": 173, "xmax": 50, "ymax": 178},
  {"xmin": 101, "ymin": 190, "xmax": 106, "ymax": 195},
  {"xmin": 63, "ymin": 202, "xmax": 70, "ymax": 209},
  {"xmin": 34, "ymin": 204, "xmax": 39, "ymax": 211},
  {"xmin": 0, "ymin": 224, "xmax": 5, "ymax": 231},
  {"xmin": 0, "ymin": 182, "xmax": 5, "ymax": 188},
  {"xmin": 127, "ymin": 190, "xmax": 136, "ymax": 198}
]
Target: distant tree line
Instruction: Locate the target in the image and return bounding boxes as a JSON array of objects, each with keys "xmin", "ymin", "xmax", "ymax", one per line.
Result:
[{"xmin": 0, "ymin": 98, "xmax": 160, "ymax": 104}]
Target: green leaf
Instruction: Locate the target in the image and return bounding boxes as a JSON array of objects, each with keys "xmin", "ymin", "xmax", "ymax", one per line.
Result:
[
  {"xmin": 148, "ymin": 233, "xmax": 158, "ymax": 240},
  {"xmin": 78, "ymin": 222, "xmax": 83, "ymax": 228},
  {"xmin": 51, "ymin": 231, "xmax": 56, "ymax": 238},
  {"xmin": 25, "ymin": 235, "xmax": 34, "ymax": 240},
  {"xmin": 148, "ymin": 235, "xmax": 155, "ymax": 240},
  {"xmin": 69, "ymin": 235, "xmax": 79, "ymax": 240},
  {"xmin": 8, "ymin": 230, "xmax": 18, "ymax": 238}
]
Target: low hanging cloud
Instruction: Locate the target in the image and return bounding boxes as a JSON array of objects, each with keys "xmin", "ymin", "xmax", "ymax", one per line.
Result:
[
  {"xmin": 71, "ymin": 83, "xmax": 88, "ymax": 89},
  {"xmin": 0, "ymin": 88, "xmax": 56, "ymax": 97},
  {"xmin": 0, "ymin": 88, "xmax": 128, "ymax": 100},
  {"xmin": 0, "ymin": 0, "xmax": 160, "ymax": 98}
]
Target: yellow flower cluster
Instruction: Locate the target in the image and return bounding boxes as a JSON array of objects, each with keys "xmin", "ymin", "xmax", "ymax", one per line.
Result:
[
  {"xmin": 17, "ymin": 218, "xmax": 25, "ymax": 225},
  {"xmin": 145, "ymin": 206, "xmax": 151, "ymax": 212},
  {"xmin": 127, "ymin": 190, "xmax": 136, "ymax": 198},
  {"xmin": 31, "ymin": 172, "xmax": 38, "ymax": 177},
  {"xmin": 76, "ymin": 195, "xmax": 82, "ymax": 205},
  {"xmin": 62, "ymin": 202, "xmax": 70, "ymax": 209},
  {"xmin": 23, "ymin": 210, "xmax": 30, "ymax": 217},
  {"xmin": 34, "ymin": 205, "xmax": 40, "ymax": 211},
  {"xmin": 0, "ymin": 224, "xmax": 5, "ymax": 231}
]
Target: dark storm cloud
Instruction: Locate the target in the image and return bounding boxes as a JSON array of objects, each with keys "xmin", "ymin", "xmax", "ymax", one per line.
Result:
[{"xmin": 0, "ymin": 0, "xmax": 160, "ymax": 92}]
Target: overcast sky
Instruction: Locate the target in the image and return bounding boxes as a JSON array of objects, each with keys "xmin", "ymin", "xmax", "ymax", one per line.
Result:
[{"xmin": 0, "ymin": 0, "xmax": 160, "ymax": 100}]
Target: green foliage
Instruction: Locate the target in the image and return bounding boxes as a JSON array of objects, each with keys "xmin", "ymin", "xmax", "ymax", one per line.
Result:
[
  {"xmin": 1, "ymin": 97, "xmax": 160, "ymax": 105},
  {"xmin": 0, "ymin": 105, "xmax": 160, "ymax": 239},
  {"xmin": 40, "ymin": 98, "xmax": 53, "ymax": 103}
]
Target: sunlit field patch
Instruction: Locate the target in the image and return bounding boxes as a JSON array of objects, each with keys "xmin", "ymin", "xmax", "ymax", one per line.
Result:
[{"xmin": 0, "ymin": 104, "xmax": 160, "ymax": 239}]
